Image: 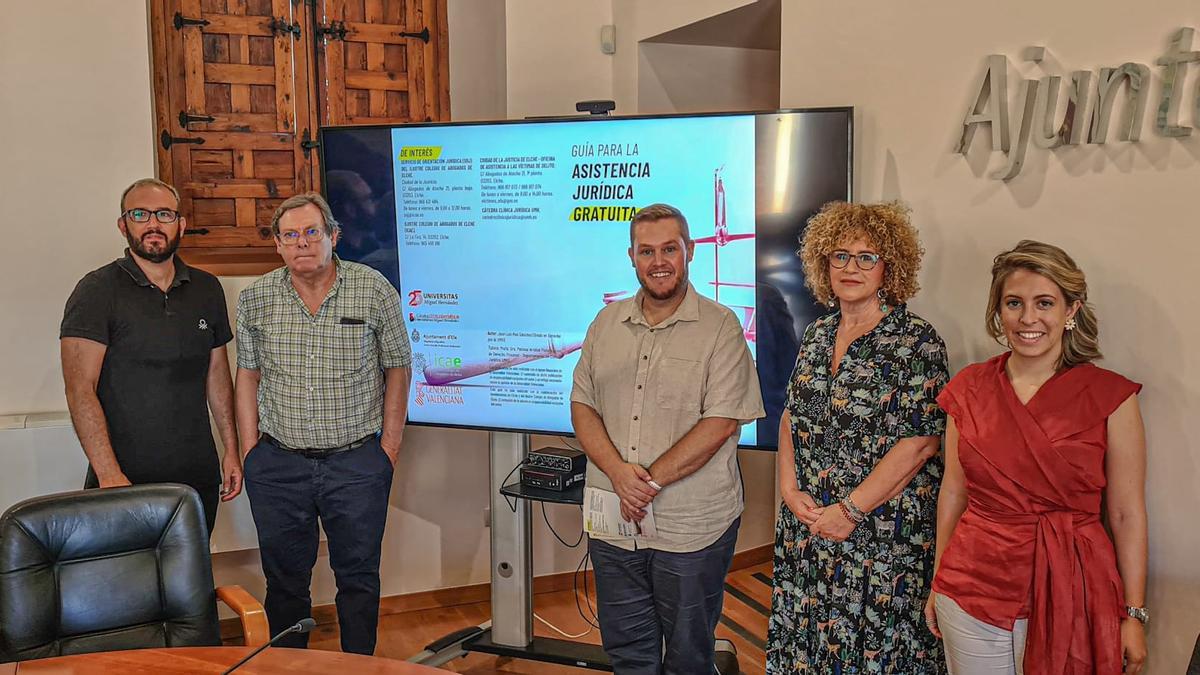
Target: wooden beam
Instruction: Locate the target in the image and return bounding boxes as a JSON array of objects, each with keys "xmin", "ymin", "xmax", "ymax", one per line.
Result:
[
  {"xmin": 345, "ymin": 22, "xmax": 421, "ymax": 45},
  {"xmin": 205, "ymin": 63, "xmax": 275, "ymax": 86},
  {"xmin": 344, "ymin": 69, "xmax": 410, "ymax": 92},
  {"xmin": 204, "ymin": 14, "xmax": 274, "ymax": 37}
]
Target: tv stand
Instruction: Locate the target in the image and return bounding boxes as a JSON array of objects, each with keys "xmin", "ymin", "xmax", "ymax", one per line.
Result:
[{"xmin": 410, "ymin": 431, "xmax": 740, "ymax": 673}]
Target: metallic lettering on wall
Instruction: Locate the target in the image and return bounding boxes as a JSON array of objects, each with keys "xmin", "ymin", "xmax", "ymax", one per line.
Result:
[
  {"xmin": 1061, "ymin": 71, "xmax": 1094, "ymax": 146},
  {"xmin": 1090, "ymin": 63, "xmax": 1151, "ymax": 144},
  {"xmin": 1156, "ymin": 28, "xmax": 1199, "ymax": 138},
  {"xmin": 958, "ymin": 27, "xmax": 1200, "ymax": 180},
  {"xmin": 993, "ymin": 79, "xmax": 1040, "ymax": 181},
  {"xmin": 957, "ymin": 54, "xmax": 1010, "ymax": 154},
  {"xmin": 1032, "ymin": 75, "xmax": 1065, "ymax": 150}
]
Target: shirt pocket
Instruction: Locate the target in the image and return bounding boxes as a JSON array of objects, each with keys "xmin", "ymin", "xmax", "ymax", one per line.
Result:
[
  {"xmin": 655, "ymin": 357, "xmax": 703, "ymax": 411},
  {"xmin": 323, "ymin": 322, "xmax": 370, "ymax": 377},
  {"xmin": 178, "ymin": 308, "xmax": 218, "ymax": 360}
]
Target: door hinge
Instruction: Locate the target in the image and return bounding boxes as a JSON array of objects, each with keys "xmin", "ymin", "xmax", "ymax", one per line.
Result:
[
  {"xmin": 269, "ymin": 17, "xmax": 302, "ymax": 38},
  {"xmin": 400, "ymin": 27, "xmax": 430, "ymax": 43},
  {"xmin": 301, "ymin": 128, "xmax": 320, "ymax": 159},
  {"xmin": 173, "ymin": 12, "xmax": 210, "ymax": 30},
  {"xmin": 316, "ymin": 20, "xmax": 348, "ymax": 41},
  {"xmin": 178, "ymin": 111, "xmax": 216, "ymax": 127},
  {"xmin": 161, "ymin": 130, "xmax": 205, "ymax": 150}
]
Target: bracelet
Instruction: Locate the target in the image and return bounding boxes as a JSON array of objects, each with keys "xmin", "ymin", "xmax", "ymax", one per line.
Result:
[
  {"xmin": 839, "ymin": 496, "xmax": 866, "ymax": 524},
  {"xmin": 1125, "ymin": 605, "xmax": 1149, "ymax": 624}
]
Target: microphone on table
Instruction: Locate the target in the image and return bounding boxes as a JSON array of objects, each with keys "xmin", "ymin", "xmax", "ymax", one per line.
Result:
[{"xmin": 221, "ymin": 617, "xmax": 316, "ymax": 674}]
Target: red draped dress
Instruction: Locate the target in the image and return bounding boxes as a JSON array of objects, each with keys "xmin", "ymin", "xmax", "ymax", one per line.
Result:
[{"xmin": 934, "ymin": 352, "xmax": 1140, "ymax": 675}]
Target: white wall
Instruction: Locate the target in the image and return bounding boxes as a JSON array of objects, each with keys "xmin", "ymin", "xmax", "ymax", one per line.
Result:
[
  {"xmin": 781, "ymin": 2, "xmax": 1200, "ymax": 671},
  {"xmin": 611, "ymin": 0, "xmax": 759, "ymax": 112},
  {"xmin": 0, "ymin": 1, "xmax": 156, "ymax": 415},
  {"xmin": 502, "ymin": 0, "xmax": 614, "ymax": 119},
  {"xmin": 447, "ymin": 0, "xmax": 506, "ymax": 121},
  {"xmin": 638, "ymin": 44, "xmax": 779, "ymax": 114}
]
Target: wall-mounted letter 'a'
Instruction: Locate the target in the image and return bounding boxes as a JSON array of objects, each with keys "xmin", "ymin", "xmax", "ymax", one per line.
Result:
[{"xmin": 957, "ymin": 55, "xmax": 1011, "ymax": 154}]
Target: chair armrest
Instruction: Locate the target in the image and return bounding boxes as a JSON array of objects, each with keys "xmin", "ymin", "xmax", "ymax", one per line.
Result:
[{"xmin": 216, "ymin": 585, "xmax": 270, "ymax": 647}]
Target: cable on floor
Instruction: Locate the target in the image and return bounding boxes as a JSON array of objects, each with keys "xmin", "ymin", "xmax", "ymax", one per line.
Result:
[{"xmin": 533, "ymin": 611, "xmax": 592, "ymax": 639}]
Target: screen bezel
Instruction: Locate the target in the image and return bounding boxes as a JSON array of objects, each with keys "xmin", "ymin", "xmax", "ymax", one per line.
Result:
[{"xmin": 317, "ymin": 107, "xmax": 855, "ymax": 449}]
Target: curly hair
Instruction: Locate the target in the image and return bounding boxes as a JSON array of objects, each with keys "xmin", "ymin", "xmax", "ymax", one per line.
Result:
[
  {"xmin": 799, "ymin": 201, "xmax": 925, "ymax": 306},
  {"xmin": 985, "ymin": 240, "xmax": 1101, "ymax": 368}
]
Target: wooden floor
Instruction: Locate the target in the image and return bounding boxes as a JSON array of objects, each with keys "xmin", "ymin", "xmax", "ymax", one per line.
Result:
[{"xmin": 302, "ymin": 561, "xmax": 773, "ymax": 674}]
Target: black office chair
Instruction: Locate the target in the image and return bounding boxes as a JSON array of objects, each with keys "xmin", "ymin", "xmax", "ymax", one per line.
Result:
[{"xmin": 0, "ymin": 484, "xmax": 268, "ymax": 662}]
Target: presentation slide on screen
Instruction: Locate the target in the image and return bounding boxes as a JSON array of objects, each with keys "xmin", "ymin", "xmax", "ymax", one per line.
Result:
[{"xmin": 392, "ymin": 116, "xmax": 758, "ymax": 443}]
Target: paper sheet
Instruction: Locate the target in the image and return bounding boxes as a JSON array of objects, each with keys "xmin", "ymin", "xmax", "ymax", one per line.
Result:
[{"xmin": 584, "ymin": 486, "xmax": 658, "ymax": 539}]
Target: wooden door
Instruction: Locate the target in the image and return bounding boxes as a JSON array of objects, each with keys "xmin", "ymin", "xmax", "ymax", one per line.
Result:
[
  {"xmin": 314, "ymin": 0, "xmax": 449, "ymax": 126},
  {"xmin": 151, "ymin": 0, "xmax": 317, "ymax": 260}
]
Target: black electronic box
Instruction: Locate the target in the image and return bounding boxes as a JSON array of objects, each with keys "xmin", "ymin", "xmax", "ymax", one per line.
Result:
[
  {"xmin": 520, "ymin": 466, "xmax": 585, "ymax": 491},
  {"xmin": 526, "ymin": 446, "xmax": 586, "ymax": 474}
]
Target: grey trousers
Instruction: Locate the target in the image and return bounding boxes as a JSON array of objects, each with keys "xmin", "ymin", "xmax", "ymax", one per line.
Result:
[
  {"xmin": 588, "ymin": 518, "xmax": 740, "ymax": 675},
  {"xmin": 935, "ymin": 592, "xmax": 1029, "ymax": 675}
]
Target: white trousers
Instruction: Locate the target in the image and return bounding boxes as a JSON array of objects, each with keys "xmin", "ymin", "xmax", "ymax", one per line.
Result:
[{"xmin": 935, "ymin": 592, "xmax": 1029, "ymax": 675}]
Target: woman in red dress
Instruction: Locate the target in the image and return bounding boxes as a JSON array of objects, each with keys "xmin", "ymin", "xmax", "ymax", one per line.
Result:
[{"xmin": 925, "ymin": 241, "xmax": 1148, "ymax": 674}]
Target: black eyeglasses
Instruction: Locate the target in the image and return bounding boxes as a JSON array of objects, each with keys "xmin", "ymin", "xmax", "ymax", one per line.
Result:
[
  {"xmin": 829, "ymin": 250, "xmax": 881, "ymax": 271},
  {"xmin": 122, "ymin": 208, "xmax": 179, "ymax": 224}
]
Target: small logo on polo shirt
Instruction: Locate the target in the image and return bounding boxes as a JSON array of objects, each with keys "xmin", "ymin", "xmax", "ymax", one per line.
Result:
[{"xmin": 198, "ymin": 319, "xmax": 209, "ymax": 331}]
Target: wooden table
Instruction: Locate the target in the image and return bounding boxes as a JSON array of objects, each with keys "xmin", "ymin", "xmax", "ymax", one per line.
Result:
[{"xmin": 0, "ymin": 647, "xmax": 445, "ymax": 674}]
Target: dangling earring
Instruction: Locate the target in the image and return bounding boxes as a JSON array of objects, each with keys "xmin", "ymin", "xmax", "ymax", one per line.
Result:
[
  {"xmin": 827, "ymin": 298, "xmax": 836, "ymax": 309},
  {"xmin": 1065, "ymin": 318, "xmax": 1077, "ymax": 331},
  {"xmin": 877, "ymin": 289, "xmax": 889, "ymax": 313}
]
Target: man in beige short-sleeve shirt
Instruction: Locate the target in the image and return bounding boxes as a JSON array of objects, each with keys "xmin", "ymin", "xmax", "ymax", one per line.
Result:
[{"xmin": 571, "ymin": 203, "xmax": 764, "ymax": 674}]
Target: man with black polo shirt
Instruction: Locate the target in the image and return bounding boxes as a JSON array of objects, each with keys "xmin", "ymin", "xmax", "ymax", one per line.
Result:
[{"xmin": 60, "ymin": 178, "xmax": 242, "ymax": 536}]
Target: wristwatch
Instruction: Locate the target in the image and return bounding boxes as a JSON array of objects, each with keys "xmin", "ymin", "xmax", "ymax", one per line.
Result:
[{"xmin": 1125, "ymin": 606, "xmax": 1149, "ymax": 624}]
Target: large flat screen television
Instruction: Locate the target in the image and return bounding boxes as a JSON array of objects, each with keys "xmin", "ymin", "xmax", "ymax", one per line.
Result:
[{"xmin": 319, "ymin": 108, "xmax": 852, "ymax": 450}]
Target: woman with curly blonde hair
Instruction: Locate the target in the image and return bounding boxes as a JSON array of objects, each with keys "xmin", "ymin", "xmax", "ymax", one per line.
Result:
[{"xmin": 768, "ymin": 201, "xmax": 950, "ymax": 673}]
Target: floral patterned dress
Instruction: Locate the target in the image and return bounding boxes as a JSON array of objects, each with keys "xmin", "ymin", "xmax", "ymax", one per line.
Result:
[{"xmin": 767, "ymin": 305, "xmax": 949, "ymax": 674}]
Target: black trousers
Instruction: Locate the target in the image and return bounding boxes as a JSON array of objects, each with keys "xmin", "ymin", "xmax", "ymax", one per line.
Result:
[
  {"xmin": 243, "ymin": 435, "xmax": 393, "ymax": 655},
  {"xmin": 83, "ymin": 471, "xmax": 219, "ymax": 538},
  {"xmin": 589, "ymin": 517, "xmax": 740, "ymax": 675}
]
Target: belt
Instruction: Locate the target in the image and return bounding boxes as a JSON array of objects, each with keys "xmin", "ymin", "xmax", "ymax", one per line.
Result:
[{"xmin": 260, "ymin": 432, "xmax": 376, "ymax": 458}]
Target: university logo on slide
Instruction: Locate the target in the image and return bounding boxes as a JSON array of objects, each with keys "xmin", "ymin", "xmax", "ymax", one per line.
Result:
[
  {"xmin": 411, "ymin": 328, "xmax": 421, "ymax": 343},
  {"xmin": 408, "ymin": 290, "xmax": 424, "ymax": 307}
]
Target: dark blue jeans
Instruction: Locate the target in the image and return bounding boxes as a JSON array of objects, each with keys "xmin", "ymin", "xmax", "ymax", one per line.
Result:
[
  {"xmin": 589, "ymin": 517, "xmax": 740, "ymax": 675},
  {"xmin": 243, "ymin": 435, "xmax": 393, "ymax": 654}
]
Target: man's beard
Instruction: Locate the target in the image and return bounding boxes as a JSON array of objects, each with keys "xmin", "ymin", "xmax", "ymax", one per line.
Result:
[
  {"xmin": 637, "ymin": 267, "xmax": 688, "ymax": 301},
  {"xmin": 126, "ymin": 228, "xmax": 181, "ymax": 264}
]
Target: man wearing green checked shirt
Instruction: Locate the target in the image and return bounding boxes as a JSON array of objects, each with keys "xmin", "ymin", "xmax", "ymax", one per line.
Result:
[{"xmin": 235, "ymin": 192, "xmax": 411, "ymax": 655}]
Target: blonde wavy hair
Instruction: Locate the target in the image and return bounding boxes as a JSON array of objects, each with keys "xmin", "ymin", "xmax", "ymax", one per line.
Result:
[
  {"xmin": 799, "ymin": 201, "xmax": 925, "ymax": 306},
  {"xmin": 986, "ymin": 240, "xmax": 1101, "ymax": 368}
]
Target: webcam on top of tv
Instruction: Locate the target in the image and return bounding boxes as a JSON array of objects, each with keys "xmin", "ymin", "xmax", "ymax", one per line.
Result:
[{"xmin": 576, "ymin": 100, "xmax": 616, "ymax": 116}]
